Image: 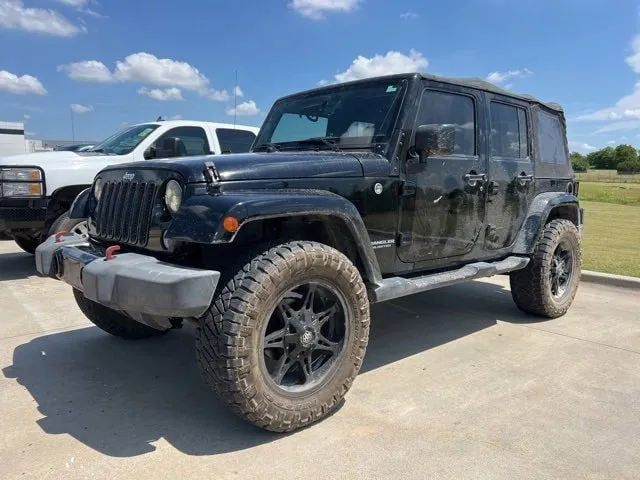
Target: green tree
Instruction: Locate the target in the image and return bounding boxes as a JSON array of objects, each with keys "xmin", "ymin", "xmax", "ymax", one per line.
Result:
[
  {"xmin": 587, "ymin": 147, "xmax": 617, "ymax": 169},
  {"xmin": 570, "ymin": 152, "xmax": 589, "ymax": 172},
  {"xmin": 614, "ymin": 144, "xmax": 638, "ymax": 165}
]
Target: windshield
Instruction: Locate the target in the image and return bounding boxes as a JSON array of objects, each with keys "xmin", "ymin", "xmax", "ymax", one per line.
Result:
[
  {"xmin": 88, "ymin": 124, "xmax": 159, "ymax": 155},
  {"xmin": 254, "ymin": 79, "xmax": 407, "ymax": 151}
]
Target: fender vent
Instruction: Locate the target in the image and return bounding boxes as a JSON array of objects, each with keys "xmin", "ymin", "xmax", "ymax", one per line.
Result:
[{"xmin": 94, "ymin": 180, "xmax": 159, "ymax": 247}]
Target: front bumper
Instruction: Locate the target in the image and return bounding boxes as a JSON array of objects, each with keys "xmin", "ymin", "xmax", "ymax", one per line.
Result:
[
  {"xmin": 35, "ymin": 234, "xmax": 220, "ymax": 318},
  {"xmin": 0, "ymin": 198, "xmax": 49, "ymax": 231}
]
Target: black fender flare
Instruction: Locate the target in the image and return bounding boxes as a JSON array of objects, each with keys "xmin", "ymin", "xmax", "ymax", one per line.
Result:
[
  {"xmin": 165, "ymin": 189, "xmax": 383, "ymax": 284},
  {"xmin": 512, "ymin": 192, "xmax": 582, "ymax": 254},
  {"xmin": 67, "ymin": 187, "xmax": 92, "ymax": 220}
]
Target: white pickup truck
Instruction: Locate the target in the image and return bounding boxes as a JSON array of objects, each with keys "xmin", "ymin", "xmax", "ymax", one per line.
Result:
[{"xmin": 0, "ymin": 120, "xmax": 260, "ymax": 253}]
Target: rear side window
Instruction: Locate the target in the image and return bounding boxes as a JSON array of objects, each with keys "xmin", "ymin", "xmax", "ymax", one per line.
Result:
[
  {"xmin": 490, "ymin": 102, "xmax": 528, "ymax": 158},
  {"xmin": 536, "ymin": 110, "xmax": 568, "ymax": 165},
  {"xmin": 216, "ymin": 128, "xmax": 257, "ymax": 154},
  {"xmin": 415, "ymin": 90, "xmax": 476, "ymax": 156},
  {"xmin": 152, "ymin": 126, "xmax": 210, "ymax": 157}
]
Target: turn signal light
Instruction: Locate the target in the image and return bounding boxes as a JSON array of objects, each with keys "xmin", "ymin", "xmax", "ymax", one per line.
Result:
[{"xmin": 223, "ymin": 216, "xmax": 239, "ymax": 233}]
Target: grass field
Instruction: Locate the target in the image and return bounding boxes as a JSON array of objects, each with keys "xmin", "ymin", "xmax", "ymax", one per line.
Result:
[
  {"xmin": 576, "ymin": 169, "xmax": 640, "ymax": 183},
  {"xmin": 580, "ymin": 201, "xmax": 640, "ymax": 277},
  {"xmin": 578, "ymin": 182, "xmax": 640, "ymax": 206}
]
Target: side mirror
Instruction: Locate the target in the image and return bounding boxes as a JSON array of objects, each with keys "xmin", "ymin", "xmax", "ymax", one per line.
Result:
[
  {"xmin": 143, "ymin": 146, "xmax": 155, "ymax": 160},
  {"xmin": 414, "ymin": 124, "xmax": 456, "ymax": 157}
]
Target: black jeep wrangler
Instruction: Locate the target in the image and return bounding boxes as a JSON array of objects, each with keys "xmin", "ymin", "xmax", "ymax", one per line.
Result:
[{"xmin": 35, "ymin": 73, "xmax": 584, "ymax": 433}]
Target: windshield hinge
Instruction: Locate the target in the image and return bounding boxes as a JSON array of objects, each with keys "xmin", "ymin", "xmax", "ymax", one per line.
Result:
[
  {"xmin": 203, "ymin": 161, "xmax": 221, "ymax": 190},
  {"xmin": 399, "ymin": 180, "xmax": 417, "ymax": 197}
]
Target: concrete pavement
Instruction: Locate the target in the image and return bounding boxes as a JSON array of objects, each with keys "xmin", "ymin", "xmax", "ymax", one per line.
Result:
[{"xmin": 0, "ymin": 239, "xmax": 639, "ymax": 480}]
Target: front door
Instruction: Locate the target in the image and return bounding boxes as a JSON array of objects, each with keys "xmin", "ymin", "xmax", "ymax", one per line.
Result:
[
  {"xmin": 484, "ymin": 97, "xmax": 535, "ymax": 250},
  {"xmin": 397, "ymin": 87, "xmax": 488, "ymax": 263}
]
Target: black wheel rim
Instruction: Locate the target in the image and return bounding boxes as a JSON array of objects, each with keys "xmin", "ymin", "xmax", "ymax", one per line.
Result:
[
  {"xmin": 550, "ymin": 240, "xmax": 575, "ymax": 300},
  {"xmin": 260, "ymin": 280, "xmax": 349, "ymax": 394}
]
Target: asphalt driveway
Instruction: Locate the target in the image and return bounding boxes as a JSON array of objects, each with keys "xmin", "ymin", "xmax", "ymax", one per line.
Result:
[{"xmin": 0, "ymin": 239, "xmax": 639, "ymax": 480}]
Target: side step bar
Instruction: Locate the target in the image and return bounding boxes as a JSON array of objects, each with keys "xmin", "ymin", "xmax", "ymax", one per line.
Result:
[{"xmin": 368, "ymin": 256, "xmax": 530, "ymax": 304}]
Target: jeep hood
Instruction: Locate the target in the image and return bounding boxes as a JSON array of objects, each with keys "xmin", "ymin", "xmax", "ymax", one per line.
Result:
[{"xmin": 100, "ymin": 151, "xmax": 367, "ymax": 183}]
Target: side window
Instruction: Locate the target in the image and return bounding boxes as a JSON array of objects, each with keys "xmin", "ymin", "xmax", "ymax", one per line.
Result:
[
  {"xmin": 536, "ymin": 110, "xmax": 568, "ymax": 165},
  {"xmin": 216, "ymin": 128, "xmax": 257, "ymax": 154},
  {"xmin": 490, "ymin": 102, "xmax": 529, "ymax": 159},
  {"xmin": 152, "ymin": 127, "xmax": 210, "ymax": 158},
  {"xmin": 415, "ymin": 90, "xmax": 476, "ymax": 156}
]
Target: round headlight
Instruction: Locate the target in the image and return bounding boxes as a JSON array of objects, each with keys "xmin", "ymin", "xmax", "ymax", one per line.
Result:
[
  {"xmin": 94, "ymin": 178, "xmax": 104, "ymax": 200},
  {"xmin": 164, "ymin": 180, "xmax": 182, "ymax": 214}
]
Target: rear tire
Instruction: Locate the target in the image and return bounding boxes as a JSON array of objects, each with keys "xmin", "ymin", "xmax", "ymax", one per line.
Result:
[
  {"xmin": 73, "ymin": 288, "xmax": 167, "ymax": 340},
  {"xmin": 196, "ymin": 241, "xmax": 370, "ymax": 432},
  {"xmin": 510, "ymin": 219, "xmax": 582, "ymax": 318}
]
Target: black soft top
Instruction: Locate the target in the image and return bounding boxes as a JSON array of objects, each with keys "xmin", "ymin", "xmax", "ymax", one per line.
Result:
[{"xmin": 283, "ymin": 72, "xmax": 563, "ymax": 113}]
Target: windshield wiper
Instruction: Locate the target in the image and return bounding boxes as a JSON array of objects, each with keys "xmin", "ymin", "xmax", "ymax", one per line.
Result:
[
  {"xmin": 294, "ymin": 137, "xmax": 341, "ymax": 151},
  {"xmin": 253, "ymin": 143, "xmax": 281, "ymax": 152}
]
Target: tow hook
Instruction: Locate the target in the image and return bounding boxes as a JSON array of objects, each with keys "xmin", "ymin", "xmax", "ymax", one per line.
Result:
[{"xmin": 104, "ymin": 245, "xmax": 121, "ymax": 261}]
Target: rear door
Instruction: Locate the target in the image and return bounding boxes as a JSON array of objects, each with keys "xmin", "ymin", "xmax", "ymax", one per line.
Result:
[{"xmin": 484, "ymin": 97, "xmax": 535, "ymax": 250}]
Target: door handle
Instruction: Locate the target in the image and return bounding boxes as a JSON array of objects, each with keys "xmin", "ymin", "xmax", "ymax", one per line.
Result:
[
  {"xmin": 516, "ymin": 173, "xmax": 534, "ymax": 186},
  {"xmin": 464, "ymin": 173, "xmax": 487, "ymax": 187}
]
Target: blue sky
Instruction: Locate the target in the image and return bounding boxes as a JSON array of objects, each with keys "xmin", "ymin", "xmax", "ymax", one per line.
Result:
[{"xmin": 1, "ymin": 0, "xmax": 639, "ymax": 152}]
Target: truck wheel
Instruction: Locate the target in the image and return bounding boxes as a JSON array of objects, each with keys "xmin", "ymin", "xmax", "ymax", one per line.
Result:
[
  {"xmin": 49, "ymin": 211, "xmax": 88, "ymax": 238},
  {"xmin": 13, "ymin": 235, "xmax": 40, "ymax": 255},
  {"xmin": 196, "ymin": 241, "xmax": 370, "ymax": 432},
  {"xmin": 73, "ymin": 288, "xmax": 167, "ymax": 340},
  {"xmin": 510, "ymin": 219, "xmax": 582, "ymax": 318}
]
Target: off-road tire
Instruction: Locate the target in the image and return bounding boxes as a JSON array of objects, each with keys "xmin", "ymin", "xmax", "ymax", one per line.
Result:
[
  {"xmin": 13, "ymin": 235, "xmax": 40, "ymax": 255},
  {"xmin": 49, "ymin": 211, "xmax": 88, "ymax": 237},
  {"xmin": 73, "ymin": 288, "xmax": 167, "ymax": 340},
  {"xmin": 510, "ymin": 219, "xmax": 582, "ymax": 318},
  {"xmin": 196, "ymin": 241, "xmax": 370, "ymax": 433}
]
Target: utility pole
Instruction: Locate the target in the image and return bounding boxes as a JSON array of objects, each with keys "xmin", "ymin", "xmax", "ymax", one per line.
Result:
[
  {"xmin": 233, "ymin": 69, "xmax": 238, "ymax": 128},
  {"xmin": 70, "ymin": 107, "xmax": 75, "ymax": 142}
]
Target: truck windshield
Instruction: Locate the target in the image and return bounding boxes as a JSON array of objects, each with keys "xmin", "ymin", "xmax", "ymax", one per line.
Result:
[
  {"xmin": 88, "ymin": 124, "xmax": 160, "ymax": 155},
  {"xmin": 253, "ymin": 79, "xmax": 407, "ymax": 151}
]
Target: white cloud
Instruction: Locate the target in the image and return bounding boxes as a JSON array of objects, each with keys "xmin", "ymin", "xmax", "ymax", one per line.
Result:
[
  {"xmin": 54, "ymin": 0, "xmax": 89, "ymax": 6},
  {"xmin": 57, "ymin": 60, "xmax": 113, "ymax": 82},
  {"xmin": 0, "ymin": 70, "xmax": 47, "ymax": 95},
  {"xmin": 25, "ymin": 130, "xmax": 35, "ymax": 136},
  {"xmin": 400, "ymin": 11, "xmax": 419, "ymax": 20},
  {"xmin": 233, "ymin": 85, "xmax": 244, "ymax": 97},
  {"xmin": 0, "ymin": 0, "xmax": 83, "ymax": 36},
  {"xmin": 593, "ymin": 120, "xmax": 640, "ymax": 134},
  {"xmin": 316, "ymin": 79, "xmax": 330, "ymax": 87},
  {"xmin": 201, "ymin": 88, "xmax": 231, "ymax": 101},
  {"xmin": 113, "ymin": 52, "xmax": 209, "ymax": 90},
  {"xmin": 607, "ymin": 140, "xmax": 616, "ymax": 145},
  {"xmin": 138, "ymin": 86, "xmax": 183, "ymax": 101},
  {"xmin": 625, "ymin": 35, "xmax": 640, "ymax": 73},
  {"xmin": 226, "ymin": 100, "xmax": 260, "ymax": 116},
  {"xmin": 59, "ymin": 52, "xmax": 231, "ymax": 101},
  {"xmin": 568, "ymin": 141, "xmax": 597, "ymax": 153},
  {"xmin": 486, "ymin": 68, "xmax": 532, "ymax": 84},
  {"xmin": 289, "ymin": 0, "xmax": 360, "ymax": 19},
  {"xmin": 332, "ymin": 49, "xmax": 428, "ymax": 83},
  {"xmin": 23, "ymin": 114, "xmax": 30, "ymax": 119},
  {"xmin": 170, "ymin": 114, "xmax": 183, "ymax": 120},
  {"xmin": 71, "ymin": 103, "xmax": 93, "ymax": 113}
]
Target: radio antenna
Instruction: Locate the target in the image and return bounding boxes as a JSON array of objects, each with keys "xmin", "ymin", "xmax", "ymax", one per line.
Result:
[{"xmin": 233, "ymin": 69, "xmax": 238, "ymax": 128}]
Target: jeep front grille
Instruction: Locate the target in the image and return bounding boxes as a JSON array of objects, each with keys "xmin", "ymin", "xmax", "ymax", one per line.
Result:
[{"xmin": 94, "ymin": 180, "xmax": 159, "ymax": 247}]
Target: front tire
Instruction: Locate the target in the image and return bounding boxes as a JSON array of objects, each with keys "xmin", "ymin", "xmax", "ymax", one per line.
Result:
[
  {"xmin": 510, "ymin": 219, "xmax": 582, "ymax": 318},
  {"xmin": 49, "ymin": 211, "xmax": 88, "ymax": 237},
  {"xmin": 196, "ymin": 241, "xmax": 370, "ymax": 433},
  {"xmin": 73, "ymin": 289, "xmax": 167, "ymax": 340},
  {"xmin": 13, "ymin": 235, "xmax": 40, "ymax": 255}
]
